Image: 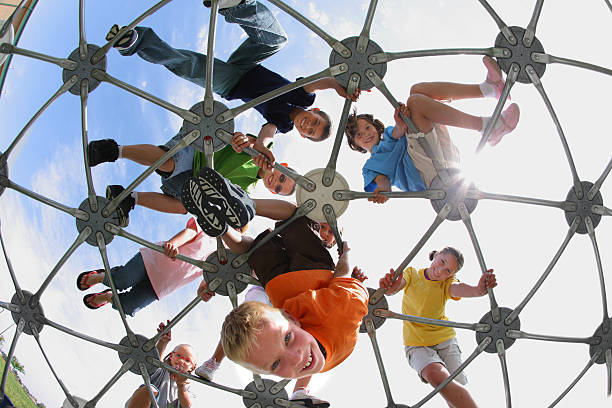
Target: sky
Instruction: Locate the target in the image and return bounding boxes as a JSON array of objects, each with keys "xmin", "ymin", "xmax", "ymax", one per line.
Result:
[{"xmin": 0, "ymin": 0, "xmax": 611, "ymax": 407}]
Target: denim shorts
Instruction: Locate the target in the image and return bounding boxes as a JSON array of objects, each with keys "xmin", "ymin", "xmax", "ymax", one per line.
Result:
[
  {"xmin": 158, "ymin": 132, "xmax": 195, "ymax": 199},
  {"xmin": 405, "ymin": 337, "xmax": 468, "ymax": 385}
]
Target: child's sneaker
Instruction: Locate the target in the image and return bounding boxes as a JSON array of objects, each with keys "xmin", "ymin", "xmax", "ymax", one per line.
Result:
[
  {"xmin": 181, "ymin": 177, "xmax": 228, "ymax": 237},
  {"xmin": 88, "ymin": 139, "xmax": 119, "ymax": 167},
  {"xmin": 483, "ymin": 56, "xmax": 509, "ymax": 100},
  {"xmin": 290, "ymin": 389, "xmax": 330, "ymax": 408},
  {"xmin": 194, "ymin": 357, "xmax": 221, "ymax": 381},
  {"xmin": 488, "ymin": 103, "xmax": 520, "ymax": 147},
  {"xmin": 193, "ymin": 167, "xmax": 255, "ymax": 230},
  {"xmin": 106, "ymin": 24, "xmax": 137, "ymax": 50},
  {"xmin": 203, "ymin": 0, "xmax": 244, "ymax": 9},
  {"xmin": 105, "ymin": 185, "xmax": 135, "ymax": 227}
]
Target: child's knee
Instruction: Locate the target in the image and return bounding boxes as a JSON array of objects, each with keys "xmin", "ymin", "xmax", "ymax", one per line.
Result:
[
  {"xmin": 421, "ymin": 362, "xmax": 446, "ymax": 386},
  {"xmin": 410, "ymin": 83, "xmax": 429, "ymax": 95}
]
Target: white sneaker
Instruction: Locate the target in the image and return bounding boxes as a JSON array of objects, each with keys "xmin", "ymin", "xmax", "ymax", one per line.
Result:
[
  {"xmin": 290, "ymin": 389, "xmax": 330, "ymax": 408},
  {"xmin": 195, "ymin": 357, "xmax": 221, "ymax": 381},
  {"xmin": 203, "ymin": 0, "xmax": 244, "ymax": 9}
]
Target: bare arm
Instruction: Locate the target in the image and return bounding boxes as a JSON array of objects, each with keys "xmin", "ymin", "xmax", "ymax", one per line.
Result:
[
  {"xmin": 378, "ymin": 269, "xmax": 406, "ymax": 295},
  {"xmin": 221, "ymin": 227, "xmax": 255, "ymax": 254},
  {"xmin": 303, "ymin": 77, "xmax": 360, "ymax": 101},
  {"xmin": 164, "ymin": 227, "xmax": 197, "ymax": 259},
  {"xmin": 449, "ymin": 270, "xmax": 497, "ymax": 298},
  {"xmin": 253, "ymin": 199, "xmax": 297, "ymax": 221},
  {"xmin": 253, "ymin": 123, "xmax": 277, "ymax": 169},
  {"xmin": 176, "ymin": 381, "xmax": 192, "ymax": 408},
  {"xmin": 333, "ymin": 242, "xmax": 351, "ymax": 278}
]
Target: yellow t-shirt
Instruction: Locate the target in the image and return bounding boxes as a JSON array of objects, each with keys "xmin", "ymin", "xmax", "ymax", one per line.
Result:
[{"xmin": 402, "ymin": 267, "xmax": 460, "ymax": 346}]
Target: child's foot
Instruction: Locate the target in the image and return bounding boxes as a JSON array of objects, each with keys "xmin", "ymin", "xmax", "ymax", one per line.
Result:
[
  {"xmin": 106, "ymin": 185, "xmax": 135, "ymax": 227},
  {"xmin": 192, "ymin": 167, "xmax": 255, "ymax": 230},
  {"xmin": 76, "ymin": 269, "xmax": 104, "ymax": 291},
  {"xmin": 482, "ymin": 56, "xmax": 509, "ymax": 100},
  {"xmin": 181, "ymin": 178, "xmax": 228, "ymax": 237},
  {"xmin": 87, "ymin": 139, "xmax": 119, "ymax": 167},
  {"xmin": 194, "ymin": 357, "xmax": 221, "ymax": 381},
  {"xmin": 203, "ymin": 0, "xmax": 244, "ymax": 9},
  {"xmin": 83, "ymin": 289, "xmax": 112, "ymax": 310},
  {"xmin": 105, "ymin": 24, "xmax": 137, "ymax": 49},
  {"xmin": 290, "ymin": 389, "xmax": 330, "ymax": 408},
  {"xmin": 487, "ymin": 103, "xmax": 520, "ymax": 146}
]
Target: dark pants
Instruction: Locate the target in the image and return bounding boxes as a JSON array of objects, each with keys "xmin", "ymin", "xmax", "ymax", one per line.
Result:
[{"xmin": 248, "ymin": 217, "xmax": 335, "ymax": 287}]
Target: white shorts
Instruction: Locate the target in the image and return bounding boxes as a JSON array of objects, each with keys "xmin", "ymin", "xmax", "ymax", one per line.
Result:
[{"xmin": 405, "ymin": 337, "xmax": 468, "ymax": 385}]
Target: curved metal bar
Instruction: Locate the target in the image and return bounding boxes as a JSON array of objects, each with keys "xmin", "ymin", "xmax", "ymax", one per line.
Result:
[
  {"xmin": 0, "ymin": 221, "xmax": 25, "ymax": 303},
  {"xmin": 585, "ymin": 217, "xmax": 609, "ymax": 325},
  {"xmin": 203, "ymin": 1, "xmax": 219, "ymax": 117},
  {"xmin": 476, "ymin": 62, "xmax": 518, "ymax": 152},
  {"xmin": 373, "ymin": 47, "xmax": 502, "ymax": 64},
  {"xmin": 143, "ymin": 296, "xmax": 202, "ymax": 352},
  {"xmin": 108, "ymin": 224, "xmax": 217, "ymax": 273},
  {"xmin": 458, "ymin": 203, "xmax": 500, "ymax": 322},
  {"xmin": 587, "ymin": 157, "xmax": 612, "ymax": 200},
  {"xmin": 506, "ymin": 217, "xmax": 580, "ymax": 325},
  {"xmin": 356, "ymin": 0, "xmax": 378, "ymax": 54},
  {"xmin": 85, "ymin": 358, "xmax": 134, "ymax": 408},
  {"xmin": 5, "ymin": 179, "xmax": 86, "ymax": 219},
  {"xmin": 78, "ymin": 0, "xmax": 86, "ymax": 59},
  {"xmin": 532, "ymin": 53, "xmax": 612, "ymax": 77},
  {"xmin": 526, "ymin": 66, "xmax": 582, "ymax": 195},
  {"xmin": 412, "ymin": 337, "xmax": 491, "ymax": 408},
  {"xmin": 80, "ymin": 79, "xmax": 98, "ymax": 212},
  {"xmin": 91, "ymin": 70, "xmax": 200, "ymax": 124},
  {"xmin": 606, "ymin": 0, "xmax": 612, "ymax": 13},
  {"xmin": 476, "ymin": 0, "xmax": 516, "ymax": 45},
  {"xmin": 496, "ymin": 340, "xmax": 511, "ymax": 408},
  {"xmin": 33, "ymin": 227, "xmax": 91, "ymax": 303},
  {"xmin": 376, "ymin": 308, "xmax": 487, "ymax": 332},
  {"xmin": 1, "ymin": 76, "xmax": 77, "ymax": 161},
  {"xmin": 548, "ymin": 351, "xmax": 600, "ymax": 408},
  {"xmin": 0, "ymin": 318, "xmax": 25, "ymax": 399},
  {"xmin": 41, "ymin": 316, "xmax": 129, "ymax": 353},
  {"xmin": 370, "ymin": 203, "xmax": 452, "ymax": 305},
  {"xmin": 0, "ymin": 43, "xmax": 77, "ymax": 70},
  {"xmin": 364, "ymin": 317, "xmax": 396, "ymax": 407},
  {"xmin": 322, "ymin": 98, "xmax": 352, "ymax": 187},
  {"xmin": 467, "ymin": 189, "xmax": 576, "ymax": 211},
  {"xmin": 139, "ymin": 363, "xmax": 160, "ymax": 408},
  {"xmin": 91, "ymin": 0, "xmax": 175, "ymax": 64},
  {"xmin": 523, "ymin": 0, "xmax": 544, "ymax": 47},
  {"xmin": 265, "ymin": 0, "xmax": 351, "ymax": 57},
  {"xmin": 333, "ymin": 189, "xmax": 444, "ymax": 201},
  {"xmin": 506, "ymin": 329, "xmax": 596, "ymax": 345}
]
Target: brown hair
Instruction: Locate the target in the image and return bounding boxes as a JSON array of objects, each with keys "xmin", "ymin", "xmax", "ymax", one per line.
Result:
[
  {"xmin": 429, "ymin": 247, "xmax": 465, "ymax": 273},
  {"xmin": 344, "ymin": 110, "xmax": 385, "ymax": 153}
]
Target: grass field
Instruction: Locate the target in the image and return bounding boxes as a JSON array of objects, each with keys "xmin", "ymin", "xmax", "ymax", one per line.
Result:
[{"xmin": 0, "ymin": 355, "xmax": 38, "ymax": 408}]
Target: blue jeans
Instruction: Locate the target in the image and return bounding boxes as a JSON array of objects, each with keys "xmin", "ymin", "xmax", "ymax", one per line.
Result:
[
  {"xmin": 121, "ymin": 0, "xmax": 287, "ymax": 99},
  {"xmin": 102, "ymin": 252, "xmax": 158, "ymax": 317}
]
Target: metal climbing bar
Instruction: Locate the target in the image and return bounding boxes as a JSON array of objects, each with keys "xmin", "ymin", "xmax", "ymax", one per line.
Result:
[
  {"xmin": 370, "ymin": 203, "xmax": 452, "ymax": 305},
  {"xmin": 459, "ymin": 203, "xmax": 501, "ymax": 322},
  {"xmin": 364, "ymin": 317, "xmax": 397, "ymax": 407},
  {"xmin": 466, "ymin": 189, "xmax": 576, "ymax": 211},
  {"xmin": 41, "ymin": 316, "xmax": 129, "ymax": 352},
  {"xmin": 78, "ymin": 0, "xmax": 86, "ymax": 60},
  {"xmin": 506, "ymin": 217, "xmax": 580, "ymax": 325},
  {"xmin": 496, "ymin": 340, "xmax": 511, "ymax": 408},
  {"xmin": 333, "ymin": 189, "xmax": 444, "ymax": 201},
  {"xmin": 523, "ymin": 0, "xmax": 544, "ymax": 47},
  {"xmin": 80, "ymin": 79, "xmax": 98, "ymax": 212},
  {"xmin": 606, "ymin": 349, "xmax": 612, "ymax": 396},
  {"xmin": 203, "ymin": 1, "xmax": 219, "ymax": 117},
  {"xmin": 144, "ymin": 296, "xmax": 202, "ymax": 351},
  {"xmin": 587, "ymin": 157, "xmax": 612, "ymax": 200},
  {"xmin": 593, "ymin": 205, "xmax": 612, "ymax": 216},
  {"xmin": 103, "ymin": 129, "xmax": 200, "ymax": 217},
  {"xmin": 0, "ymin": 301, "xmax": 19, "ymax": 312},
  {"xmin": 412, "ymin": 337, "xmax": 491, "ymax": 408},
  {"xmin": 32, "ymin": 227, "xmax": 91, "ymax": 304},
  {"xmin": 606, "ymin": 0, "xmax": 612, "ymax": 12},
  {"xmin": 265, "ymin": 0, "xmax": 351, "ymax": 58},
  {"xmin": 506, "ymin": 329, "xmax": 596, "ymax": 345},
  {"xmin": 0, "ymin": 318, "xmax": 25, "ymax": 399},
  {"xmin": 270, "ymin": 379, "xmax": 292, "ymax": 395},
  {"xmin": 5, "ymin": 179, "xmax": 88, "ymax": 220},
  {"xmin": 91, "ymin": 70, "xmax": 200, "ymax": 124},
  {"xmin": 531, "ymin": 53, "xmax": 612, "ymax": 77},
  {"xmin": 375, "ymin": 308, "xmax": 488, "ymax": 332},
  {"xmin": 0, "ymin": 43, "xmax": 77, "ymax": 70},
  {"xmin": 476, "ymin": 62, "xmax": 518, "ymax": 152},
  {"xmin": 526, "ymin": 67, "xmax": 582, "ymax": 195},
  {"xmin": 140, "ymin": 363, "xmax": 160, "ymax": 408},
  {"xmin": 1, "ymin": 77, "xmax": 77, "ymax": 161},
  {"xmin": 227, "ymin": 281, "xmax": 238, "ymax": 308},
  {"xmin": 476, "ymin": 0, "xmax": 516, "ymax": 45},
  {"xmin": 372, "ymin": 47, "xmax": 504, "ymax": 64},
  {"xmin": 322, "ymin": 98, "xmax": 352, "ymax": 187},
  {"xmin": 32, "ymin": 328, "xmax": 76, "ymax": 406},
  {"xmin": 0, "ymin": 224, "xmax": 24, "ymax": 303},
  {"xmin": 87, "ymin": 358, "xmax": 135, "ymax": 407},
  {"xmin": 356, "ymin": 0, "xmax": 378, "ymax": 54},
  {"xmin": 322, "ymin": 204, "xmax": 343, "ymax": 253},
  {"xmin": 91, "ymin": 0, "xmax": 174, "ymax": 64},
  {"xmin": 585, "ymin": 217, "xmax": 609, "ymax": 326},
  {"xmin": 548, "ymin": 351, "xmax": 600, "ymax": 408}
]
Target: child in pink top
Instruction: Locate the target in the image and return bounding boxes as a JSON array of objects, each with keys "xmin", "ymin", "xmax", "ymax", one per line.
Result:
[{"xmin": 77, "ymin": 217, "xmax": 215, "ymax": 316}]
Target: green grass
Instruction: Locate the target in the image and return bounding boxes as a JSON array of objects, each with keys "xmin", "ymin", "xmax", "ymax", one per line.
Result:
[{"xmin": 0, "ymin": 355, "xmax": 38, "ymax": 408}]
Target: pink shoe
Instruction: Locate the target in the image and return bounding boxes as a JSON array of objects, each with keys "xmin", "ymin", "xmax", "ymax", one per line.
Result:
[
  {"xmin": 483, "ymin": 56, "xmax": 509, "ymax": 100},
  {"xmin": 488, "ymin": 103, "xmax": 520, "ymax": 147}
]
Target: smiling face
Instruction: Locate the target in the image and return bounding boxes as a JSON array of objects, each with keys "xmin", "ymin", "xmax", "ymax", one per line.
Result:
[
  {"xmin": 426, "ymin": 251, "xmax": 460, "ymax": 281},
  {"xmin": 262, "ymin": 168, "xmax": 296, "ymax": 195},
  {"xmin": 318, "ymin": 222, "xmax": 336, "ymax": 248},
  {"xmin": 169, "ymin": 344, "xmax": 196, "ymax": 373},
  {"xmin": 353, "ymin": 118, "xmax": 381, "ymax": 152},
  {"xmin": 293, "ymin": 109, "xmax": 328, "ymax": 141},
  {"xmin": 242, "ymin": 310, "xmax": 325, "ymax": 379}
]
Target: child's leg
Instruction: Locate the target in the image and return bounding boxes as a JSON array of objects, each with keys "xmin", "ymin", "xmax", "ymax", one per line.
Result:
[
  {"xmin": 121, "ymin": 144, "xmax": 175, "ymax": 173},
  {"xmin": 126, "ymin": 385, "xmax": 159, "ymax": 408},
  {"xmin": 421, "ymin": 363, "xmax": 477, "ymax": 408},
  {"xmin": 136, "ymin": 192, "xmax": 186, "ymax": 214},
  {"xmin": 113, "ymin": 278, "xmax": 158, "ymax": 317},
  {"xmin": 102, "ymin": 253, "xmax": 148, "ymax": 291},
  {"xmin": 407, "ymin": 93, "xmax": 482, "ymax": 134},
  {"xmin": 253, "ymin": 198, "xmax": 297, "ymax": 221},
  {"xmin": 411, "ymin": 82, "xmax": 483, "ymax": 102}
]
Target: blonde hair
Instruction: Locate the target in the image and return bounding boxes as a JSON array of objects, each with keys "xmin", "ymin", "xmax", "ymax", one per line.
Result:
[{"xmin": 221, "ymin": 301, "xmax": 283, "ymax": 363}]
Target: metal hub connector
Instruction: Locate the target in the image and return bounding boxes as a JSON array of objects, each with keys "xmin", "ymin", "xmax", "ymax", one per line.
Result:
[
  {"xmin": 75, "ymin": 196, "xmax": 121, "ymax": 246},
  {"xmin": 0, "ymin": 153, "xmax": 7, "ymax": 196},
  {"xmin": 495, "ymin": 26, "xmax": 546, "ymax": 84},
  {"xmin": 475, "ymin": 307, "xmax": 520, "ymax": 354},
  {"xmin": 430, "ymin": 170, "xmax": 478, "ymax": 221},
  {"xmin": 296, "ymin": 168, "xmax": 349, "ymax": 223},
  {"xmin": 360, "ymin": 288, "xmax": 389, "ymax": 333},
  {"xmin": 118, "ymin": 334, "xmax": 160, "ymax": 375},
  {"xmin": 182, "ymin": 101, "xmax": 234, "ymax": 153},
  {"xmin": 203, "ymin": 250, "xmax": 249, "ymax": 296},
  {"xmin": 10, "ymin": 291, "xmax": 45, "ymax": 336},
  {"xmin": 62, "ymin": 44, "xmax": 107, "ymax": 95},
  {"xmin": 242, "ymin": 377, "xmax": 288, "ymax": 408},
  {"xmin": 329, "ymin": 36, "xmax": 387, "ymax": 91},
  {"xmin": 564, "ymin": 181, "xmax": 603, "ymax": 234},
  {"xmin": 589, "ymin": 319, "xmax": 612, "ymax": 364}
]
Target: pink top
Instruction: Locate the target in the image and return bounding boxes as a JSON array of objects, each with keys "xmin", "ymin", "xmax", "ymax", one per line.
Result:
[{"xmin": 140, "ymin": 217, "xmax": 213, "ymax": 299}]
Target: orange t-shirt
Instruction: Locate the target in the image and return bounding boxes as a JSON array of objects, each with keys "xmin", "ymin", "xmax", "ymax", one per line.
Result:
[{"xmin": 266, "ymin": 270, "xmax": 369, "ymax": 372}]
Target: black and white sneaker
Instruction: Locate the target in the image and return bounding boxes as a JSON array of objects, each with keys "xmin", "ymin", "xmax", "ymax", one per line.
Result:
[
  {"xmin": 105, "ymin": 185, "xmax": 134, "ymax": 228},
  {"xmin": 88, "ymin": 139, "xmax": 119, "ymax": 167},
  {"xmin": 203, "ymin": 0, "xmax": 244, "ymax": 9},
  {"xmin": 181, "ymin": 177, "xmax": 228, "ymax": 237},
  {"xmin": 193, "ymin": 167, "xmax": 255, "ymax": 229},
  {"xmin": 106, "ymin": 24, "xmax": 137, "ymax": 49}
]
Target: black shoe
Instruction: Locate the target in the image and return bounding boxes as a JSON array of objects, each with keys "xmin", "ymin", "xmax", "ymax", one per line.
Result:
[
  {"xmin": 181, "ymin": 177, "xmax": 228, "ymax": 237},
  {"xmin": 88, "ymin": 139, "xmax": 119, "ymax": 167},
  {"xmin": 106, "ymin": 24, "xmax": 136, "ymax": 49},
  {"xmin": 203, "ymin": 0, "xmax": 244, "ymax": 9},
  {"xmin": 105, "ymin": 185, "xmax": 134, "ymax": 227}
]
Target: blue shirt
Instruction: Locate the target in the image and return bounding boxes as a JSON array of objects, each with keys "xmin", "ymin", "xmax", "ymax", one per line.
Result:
[
  {"xmin": 362, "ymin": 126, "xmax": 426, "ymax": 192},
  {"xmin": 228, "ymin": 65, "xmax": 316, "ymax": 134}
]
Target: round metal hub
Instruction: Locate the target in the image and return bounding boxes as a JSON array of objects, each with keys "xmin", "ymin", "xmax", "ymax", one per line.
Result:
[
  {"xmin": 10, "ymin": 291, "xmax": 44, "ymax": 336},
  {"xmin": 203, "ymin": 250, "xmax": 249, "ymax": 296},
  {"xmin": 118, "ymin": 334, "xmax": 160, "ymax": 375},
  {"xmin": 242, "ymin": 378, "xmax": 288, "ymax": 408},
  {"xmin": 62, "ymin": 44, "xmax": 107, "ymax": 95},
  {"xmin": 564, "ymin": 181, "xmax": 603, "ymax": 234},
  {"xmin": 0, "ymin": 154, "xmax": 7, "ymax": 196},
  {"xmin": 182, "ymin": 101, "xmax": 234, "ymax": 153},
  {"xmin": 589, "ymin": 319, "xmax": 612, "ymax": 364},
  {"xmin": 360, "ymin": 287, "xmax": 389, "ymax": 333},
  {"xmin": 430, "ymin": 169, "xmax": 478, "ymax": 221},
  {"xmin": 494, "ymin": 26, "xmax": 546, "ymax": 84},
  {"xmin": 329, "ymin": 36, "xmax": 387, "ymax": 91},
  {"xmin": 296, "ymin": 168, "xmax": 350, "ymax": 223},
  {"xmin": 0, "ymin": 20, "xmax": 13, "ymax": 66},
  {"xmin": 475, "ymin": 307, "xmax": 520, "ymax": 354},
  {"xmin": 75, "ymin": 196, "xmax": 121, "ymax": 246}
]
